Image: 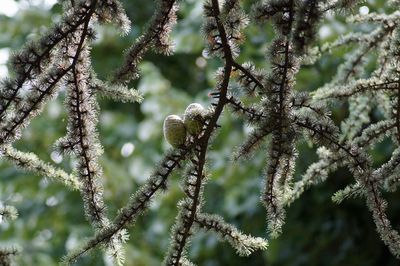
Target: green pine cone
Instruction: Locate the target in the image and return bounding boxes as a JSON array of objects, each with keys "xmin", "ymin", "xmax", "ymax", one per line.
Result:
[
  {"xmin": 183, "ymin": 103, "xmax": 206, "ymax": 135},
  {"xmin": 163, "ymin": 115, "xmax": 187, "ymax": 147}
]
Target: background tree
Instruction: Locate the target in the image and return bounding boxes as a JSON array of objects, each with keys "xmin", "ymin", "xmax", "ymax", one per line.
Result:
[{"xmin": 0, "ymin": 0, "xmax": 399, "ymax": 265}]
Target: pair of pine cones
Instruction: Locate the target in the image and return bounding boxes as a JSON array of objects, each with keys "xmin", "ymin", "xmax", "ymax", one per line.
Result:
[{"xmin": 163, "ymin": 103, "xmax": 206, "ymax": 147}]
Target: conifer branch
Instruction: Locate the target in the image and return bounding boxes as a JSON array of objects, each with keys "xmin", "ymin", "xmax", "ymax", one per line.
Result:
[
  {"xmin": 233, "ymin": 124, "xmax": 273, "ymax": 160},
  {"xmin": 63, "ymin": 145, "xmax": 193, "ymax": 264},
  {"xmin": 164, "ymin": 0, "xmax": 238, "ymax": 263},
  {"xmin": 163, "ymin": 149, "xmax": 205, "ymax": 265},
  {"xmin": 340, "ymin": 95, "xmax": 372, "ymax": 142},
  {"xmin": 291, "ymin": 92, "xmax": 327, "ymax": 117},
  {"xmin": 352, "ymin": 120, "xmax": 397, "ymax": 148},
  {"xmin": 320, "ymin": 0, "xmax": 359, "ymax": 13},
  {"xmin": 374, "ymin": 148, "xmax": 400, "ymax": 191},
  {"xmin": 93, "ymin": 79, "xmax": 143, "ymax": 103},
  {"xmin": 194, "ymin": 213, "xmax": 268, "ymax": 256},
  {"xmin": 226, "ymin": 95, "xmax": 267, "ymax": 122},
  {"xmin": 0, "ymin": 0, "xmax": 96, "ymax": 123},
  {"xmin": 232, "ymin": 62, "xmax": 266, "ymax": 94},
  {"xmin": 59, "ymin": 44, "xmax": 107, "ymax": 228},
  {"xmin": 2, "ymin": 0, "xmax": 400, "ymax": 263},
  {"xmin": 313, "ymin": 77, "xmax": 400, "ymax": 100},
  {"xmin": 331, "ymin": 182, "xmax": 363, "ymax": 204},
  {"xmin": 293, "ymin": 0, "xmax": 321, "ymax": 54},
  {"xmin": 296, "ymin": 115, "xmax": 400, "ymax": 256},
  {"xmin": 113, "ymin": 0, "xmax": 179, "ymax": 83},
  {"xmin": 0, "ymin": 206, "xmax": 19, "ymax": 265},
  {"xmin": 0, "ymin": 205, "xmax": 18, "ymax": 223},
  {"xmin": 0, "ymin": 0, "xmax": 96, "ymax": 146},
  {"xmin": 0, "ymin": 246, "xmax": 19, "ymax": 266},
  {"xmin": 285, "ymin": 147, "xmax": 339, "ymax": 206},
  {"xmin": 95, "ymin": 0, "xmax": 131, "ymax": 34},
  {"xmin": 254, "ymin": 0, "xmax": 300, "ymax": 238},
  {"xmin": 0, "ymin": 145, "xmax": 81, "ymax": 190}
]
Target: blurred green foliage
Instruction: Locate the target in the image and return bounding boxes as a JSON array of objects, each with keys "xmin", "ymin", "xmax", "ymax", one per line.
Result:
[{"xmin": 0, "ymin": 0, "xmax": 399, "ymax": 265}]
